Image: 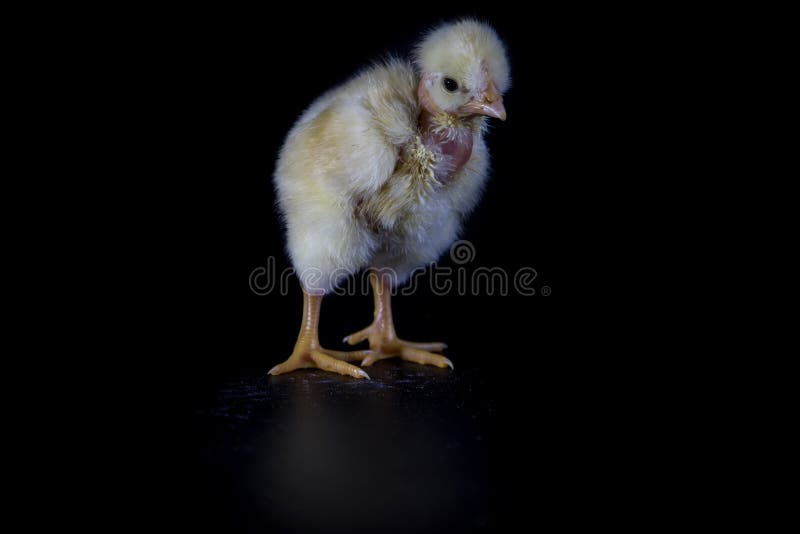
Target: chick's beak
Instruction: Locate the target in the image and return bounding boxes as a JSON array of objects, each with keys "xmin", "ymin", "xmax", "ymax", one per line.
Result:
[{"xmin": 462, "ymin": 79, "xmax": 506, "ymax": 121}]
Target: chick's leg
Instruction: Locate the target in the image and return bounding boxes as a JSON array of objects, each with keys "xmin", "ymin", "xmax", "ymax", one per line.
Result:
[
  {"xmin": 344, "ymin": 271, "xmax": 453, "ymax": 369},
  {"xmin": 269, "ymin": 290, "xmax": 372, "ymax": 379}
]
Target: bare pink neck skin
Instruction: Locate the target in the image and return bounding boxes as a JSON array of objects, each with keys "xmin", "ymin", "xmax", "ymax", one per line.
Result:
[
  {"xmin": 416, "ymin": 76, "xmax": 477, "ymax": 182},
  {"xmin": 418, "ymin": 110, "xmax": 474, "ymax": 183}
]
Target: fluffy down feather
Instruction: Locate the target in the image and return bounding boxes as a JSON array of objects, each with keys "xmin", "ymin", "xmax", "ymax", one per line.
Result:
[
  {"xmin": 274, "ymin": 21, "xmax": 506, "ymax": 294},
  {"xmin": 414, "ymin": 20, "xmax": 510, "ymax": 94}
]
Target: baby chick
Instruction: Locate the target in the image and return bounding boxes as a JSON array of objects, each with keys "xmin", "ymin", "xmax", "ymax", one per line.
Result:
[{"xmin": 270, "ymin": 20, "xmax": 510, "ymax": 379}]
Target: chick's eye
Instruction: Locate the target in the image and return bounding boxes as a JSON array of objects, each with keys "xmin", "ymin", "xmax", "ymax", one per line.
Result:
[{"xmin": 442, "ymin": 77, "xmax": 459, "ymax": 92}]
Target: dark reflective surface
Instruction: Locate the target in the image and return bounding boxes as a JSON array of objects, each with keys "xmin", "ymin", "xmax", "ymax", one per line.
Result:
[{"xmin": 192, "ymin": 362, "xmax": 496, "ymax": 533}]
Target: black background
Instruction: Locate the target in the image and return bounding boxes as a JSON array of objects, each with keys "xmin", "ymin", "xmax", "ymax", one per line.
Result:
[
  {"xmin": 113, "ymin": 4, "xmax": 671, "ymax": 532},
  {"xmin": 149, "ymin": 4, "xmax": 638, "ymax": 378}
]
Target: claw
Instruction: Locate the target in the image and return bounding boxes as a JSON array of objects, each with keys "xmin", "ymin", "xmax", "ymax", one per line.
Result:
[
  {"xmin": 268, "ymin": 364, "xmax": 281, "ymax": 375},
  {"xmin": 355, "ymin": 369, "xmax": 371, "ymax": 380}
]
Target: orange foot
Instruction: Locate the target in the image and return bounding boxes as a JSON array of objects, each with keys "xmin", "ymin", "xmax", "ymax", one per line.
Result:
[
  {"xmin": 268, "ymin": 343, "xmax": 372, "ymax": 379},
  {"xmin": 269, "ymin": 290, "xmax": 372, "ymax": 379},
  {"xmin": 344, "ymin": 324, "xmax": 451, "ymax": 369},
  {"xmin": 343, "ymin": 271, "xmax": 453, "ymax": 370}
]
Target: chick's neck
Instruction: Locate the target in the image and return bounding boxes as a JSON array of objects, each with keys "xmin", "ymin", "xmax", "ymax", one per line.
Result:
[{"xmin": 417, "ymin": 110, "xmax": 476, "ymax": 182}]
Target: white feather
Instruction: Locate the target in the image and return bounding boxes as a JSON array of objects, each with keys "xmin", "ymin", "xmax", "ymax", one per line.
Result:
[{"xmin": 274, "ymin": 21, "xmax": 507, "ymax": 293}]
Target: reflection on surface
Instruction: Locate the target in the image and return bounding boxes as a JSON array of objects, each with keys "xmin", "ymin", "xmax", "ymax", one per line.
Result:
[{"xmin": 196, "ymin": 361, "xmax": 493, "ymax": 533}]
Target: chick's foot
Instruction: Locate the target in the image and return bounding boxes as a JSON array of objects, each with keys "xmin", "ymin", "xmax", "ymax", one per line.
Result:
[
  {"xmin": 269, "ymin": 343, "xmax": 373, "ymax": 379},
  {"xmin": 268, "ymin": 290, "xmax": 373, "ymax": 379},
  {"xmin": 343, "ymin": 322, "xmax": 452, "ymax": 369},
  {"xmin": 344, "ymin": 270, "xmax": 453, "ymax": 370}
]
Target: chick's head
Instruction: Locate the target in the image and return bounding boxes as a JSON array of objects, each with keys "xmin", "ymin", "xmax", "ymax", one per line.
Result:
[{"xmin": 414, "ymin": 19, "xmax": 510, "ymax": 121}]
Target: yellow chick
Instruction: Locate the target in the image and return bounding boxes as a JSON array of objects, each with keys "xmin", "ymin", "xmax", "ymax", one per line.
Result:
[{"xmin": 270, "ymin": 20, "xmax": 510, "ymax": 379}]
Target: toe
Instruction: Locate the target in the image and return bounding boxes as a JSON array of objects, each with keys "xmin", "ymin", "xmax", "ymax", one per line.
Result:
[
  {"xmin": 400, "ymin": 347, "xmax": 454, "ymax": 370},
  {"xmin": 310, "ymin": 350, "xmax": 371, "ymax": 379},
  {"xmin": 400, "ymin": 340, "xmax": 448, "ymax": 352},
  {"xmin": 343, "ymin": 325, "xmax": 373, "ymax": 345},
  {"xmin": 321, "ymin": 348, "xmax": 373, "ymax": 363}
]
